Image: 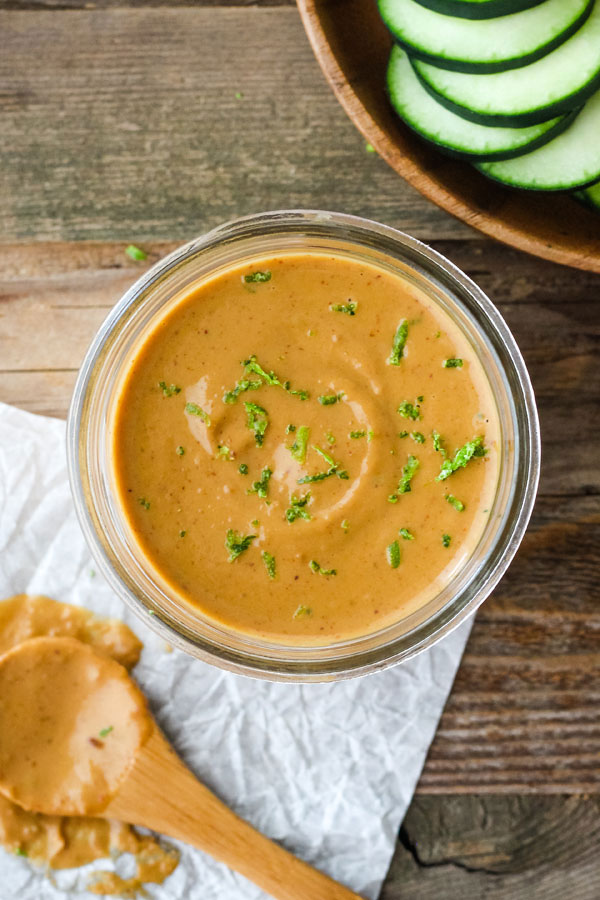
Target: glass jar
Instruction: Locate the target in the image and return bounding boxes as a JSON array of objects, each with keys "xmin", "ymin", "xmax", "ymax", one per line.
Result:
[{"xmin": 67, "ymin": 210, "xmax": 540, "ymax": 682}]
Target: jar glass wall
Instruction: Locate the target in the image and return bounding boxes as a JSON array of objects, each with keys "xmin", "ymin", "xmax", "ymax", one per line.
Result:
[{"xmin": 67, "ymin": 211, "xmax": 540, "ymax": 682}]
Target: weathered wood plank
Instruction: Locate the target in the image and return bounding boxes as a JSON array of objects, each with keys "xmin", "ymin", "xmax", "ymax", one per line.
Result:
[
  {"xmin": 0, "ymin": 8, "xmax": 478, "ymax": 242},
  {"xmin": 0, "ymin": 1, "xmax": 295, "ymax": 8},
  {"xmin": 418, "ymin": 493, "xmax": 600, "ymax": 794},
  {"xmin": 383, "ymin": 795, "xmax": 600, "ymax": 899}
]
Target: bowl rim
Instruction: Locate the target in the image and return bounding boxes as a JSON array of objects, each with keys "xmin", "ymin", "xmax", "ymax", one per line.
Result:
[{"xmin": 296, "ymin": 0, "xmax": 600, "ymax": 273}]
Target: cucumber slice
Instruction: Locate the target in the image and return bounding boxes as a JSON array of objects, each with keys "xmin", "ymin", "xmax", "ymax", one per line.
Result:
[
  {"xmin": 574, "ymin": 181, "xmax": 600, "ymax": 210},
  {"xmin": 477, "ymin": 91, "xmax": 600, "ymax": 190},
  {"xmin": 377, "ymin": 0, "xmax": 592, "ymax": 74},
  {"xmin": 412, "ymin": 0, "xmax": 545, "ymax": 21},
  {"xmin": 413, "ymin": 1, "xmax": 600, "ymax": 126},
  {"xmin": 387, "ymin": 47, "xmax": 574, "ymax": 160}
]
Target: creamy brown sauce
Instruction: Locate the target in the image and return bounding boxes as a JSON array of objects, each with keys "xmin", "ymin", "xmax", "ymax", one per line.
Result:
[
  {"xmin": 0, "ymin": 635, "xmax": 152, "ymax": 816},
  {"xmin": 0, "ymin": 594, "xmax": 178, "ymax": 895},
  {"xmin": 0, "ymin": 594, "xmax": 142, "ymax": 669},
  {"xmin": 111, "ymin": 252, "xmax": 500, "ymax": 643}
]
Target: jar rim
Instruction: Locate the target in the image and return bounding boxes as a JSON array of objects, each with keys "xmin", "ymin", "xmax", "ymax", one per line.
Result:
[{"xmin": 67, "ymin": 210, "xmax": 540, "ymax": 682}]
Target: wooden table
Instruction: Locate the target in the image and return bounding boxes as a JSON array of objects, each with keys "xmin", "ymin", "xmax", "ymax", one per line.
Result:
[{"xmin": 1, "ymin": 1, "xmax": 598, "ymax": 896}]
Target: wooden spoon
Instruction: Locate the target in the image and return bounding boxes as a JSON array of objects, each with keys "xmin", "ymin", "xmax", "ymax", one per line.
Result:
[
  {"xmin": 0, "ymin": 635, "xmax": 363, "ymax": 900},
  {"xmin": 104, "ymin": 722, "xmax": 364, "ymax": 900}
]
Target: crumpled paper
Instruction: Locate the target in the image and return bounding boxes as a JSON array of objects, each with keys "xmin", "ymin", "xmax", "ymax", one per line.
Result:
[{"xmin": 0, "ymin": 401, "xmax": 472, "ymax": 900}]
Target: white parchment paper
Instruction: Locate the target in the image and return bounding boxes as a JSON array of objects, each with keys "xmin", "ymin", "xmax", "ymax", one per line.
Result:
[{"xmin": 0, "ymin": 402, "xmax": 471, "ymax": 900}]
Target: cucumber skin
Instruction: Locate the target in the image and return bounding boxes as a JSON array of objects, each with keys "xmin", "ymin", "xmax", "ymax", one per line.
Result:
[
  {"xmin": 478, "ymin": 166, "xmax": 600, "ymax": 192},
  {"xmin": 475, "ymin": 134, "xmax": 600, "ymax": 192},
  {"xmin": 391, "ymin": 103, "xmax": 580, "ymax": 162},
  {"xmin": 412, "ymin": 60, "xmax": 600, "ymax": 127},
  {"xmin": 411, "ymin": 0, "xmax": 545, "ymax": 19},
  {"xmin": 573, "ymin": 183, "xmax": 600, "ymax": 212},
  {"xmin": 381, "ymin": 0, "xmax": 594, "ymax": 74}
]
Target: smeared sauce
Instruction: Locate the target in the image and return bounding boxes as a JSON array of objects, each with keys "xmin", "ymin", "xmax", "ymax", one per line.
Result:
[
  {"xmin": 111, "ymin": 252, "xmax": 500, "ymax": 643},
  {"xmin": 0, "ymin": 594, "xmax": 179, "ymax": 895}
]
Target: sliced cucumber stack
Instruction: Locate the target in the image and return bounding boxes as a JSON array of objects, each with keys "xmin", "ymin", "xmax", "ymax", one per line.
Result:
[
  {"xmin": 412, "ymin": 0, "xmax": 546, "ymax": 19},
  {"xmin": 477, "ymin": 91, "xmax": 600, "ymax": 189},
  {"xmin": 376, "ymin": 0, "xmax": 600, "ymax": 196},
  {"xmin": 412, "ymin": 0, "xmax": 600, "ymax": 126},
  {"xmin": 377, "ymin": 0, "xmax": 592, "ymax": 73},
  {"xmin": 387, "ymin": 47, "xmax": 574, "ymax": 160}
]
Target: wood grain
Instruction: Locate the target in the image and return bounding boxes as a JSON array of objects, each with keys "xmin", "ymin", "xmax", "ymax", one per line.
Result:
[
  {"xmin": 384, "ymin": 795, "xmax": 600, "ymax": 899},
  {"xmin": 104, "ymin": 725, "xmax": 363, "ymax": 900},
  {"xmin": 1, "ymin": 241, "xmax": 598, "ymax": 794},
  {"xmin": 297, "ymin": 0, "xmax": 600, "ymax": 272},
  {"xmin": 0, "ymin": 7, "xmax": 476, "ymax": 242}
]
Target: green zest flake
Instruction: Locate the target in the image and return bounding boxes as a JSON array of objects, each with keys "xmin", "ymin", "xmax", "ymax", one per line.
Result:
[
  {"xmin": 386, "ymin": 540, "xmax": 401, "ymax": 569},
  {"xmin": 399, "ymin": 528, "xmax": 414, "ymax": 541},
  {"xmin": 397, "ymin": 400, "xmax": 421, "ymax": 421},
  {"xmin": 341, "ymin": 519, "xmax": 349, "ymax": 532},
  {"xmin": 443, "ymin": 358, "xmax": 463, "ymax": 368},
  {"xmin": 434, "ymin": 330, "xmax": 441, "ymax": 339},
  {"xmin": 251, "ymin": 519, "xmax": 259, "ymax": 527},
  {"xmin": 217, "ymin": 445, "xmax": 233, "ymax": 460},
  {"xmin": 125, "ymin": 244, "xmax": 147, "ymax": 261},
  {"xmin": 318, "ymin": 393, "xmax": 343, "ymax": 405},
  {"xmin": 285, "ymin": 492, "xmax": 312, "ymax": 524},
  {"xmin": 349, "ymin": 430, "xmax": 367, "ymax": 439},
  {"xmin": 242, "ymin": 355, "xmax": 309, "ymax": 400},
  {"xmin": 432, "ymin": 430, "xmax": 446, "ymax": 457},
  {"xmin": 262, "ymin": 551, "xmax": 276, "ymax": 579},
  {"xmin": 286, "ymin": 424, "xmax": 296, "ymax": 434},
  {"xmin": 388, "ymin": 320, "xmax": 408, "ymax": 366},
  {"xmin": 185, "ymin": 402, "xmax": 211, "ymax": 425},
  {"xmin": 410, "ymin": 431, "xmax": 425, "ymax": 444},
  {"xmin": 176, "ymin": 445, "xmax": 185, "ymax": 456},
  {"xmin": 326, "ymin": 432, "xmax": 336, "ymax": 445},
  {"xmin": 436, "ymin": 436, "xmax": 487, "ymax": 482},
  {"xmin": 99, "ymin": 726, "xmax": 113, "ymax": 738},
  {"xmin": 442, "ymin": 533, "xmax": 452, "ymax": 548},
  {"xmin": 235, "ymin": 91, "xmax": 243, "ymax": 100},
  {"xmin": 158, "ymin": 381, "xmax": 181, "ymax": 397},
  {"xmin": 398, "ymin": 431, "xmax": 408, "ymax": 439},
  {"xmin": 244, "ymin": 270, "xmax": 271, "ymax": 283},
  {"xmin": 298, "ymin": 446, "xmax": 349, "ymax": 484},
  {"xmin": 388, "ymin": 455, "xmax": 420, "ymax": 503},
  {"xmin": 330, "ymin": 301, "xmax": 357, "ymax": 316},
  {"xmin": 293, "ymin": 605, "xmax": 312, "ymax": 619},
  {"xmin": 179, "ymin": 530, "xmax": 187, "ymax": 538},
  {"xmin": 367, "ymin": 430, "xmax": 374, "ymax": 442},
  {"xmin": 244, "ymin": 401, "xmax": 269, "ymax": 447},
  {"xmin": 238, "ymin": 463, "xmax": 249, "ymax": 475},
  {"xmin": 290, "ymin": 425, "xmax": 310, "ymax": 464},
  {"xmin": 248, "ymin": 466, "xmax": 272, "ymax": 499},
  {"xmin": 446, "ymin": 494, "xmax": 465, "ymax": 512},
  {"xmin": 309, "ymin": 560, "xmax": 337, "ymax": 576},
  {"xmin": 223, "ymin": 377, "xmax": 262, "ymax": 405},
  {"xmin": 138, "ymin": 497, "xmax": 150, "ymax": 510},
  {"xmin": 365, "ymin": 142, "xmax": 376, "ymax": 153},
  {"xmin": 14, "ymin": 848, "xmax": 28, "ymax": 857},
  {"xmin": 225, "ymin": 529, "xmax": 257, "ymax": 562}
]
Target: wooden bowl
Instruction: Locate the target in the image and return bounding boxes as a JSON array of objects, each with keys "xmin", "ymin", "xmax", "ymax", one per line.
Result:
[{"xmin": 297, "ymin": 0, "xmax": 600, "ymax": 272}]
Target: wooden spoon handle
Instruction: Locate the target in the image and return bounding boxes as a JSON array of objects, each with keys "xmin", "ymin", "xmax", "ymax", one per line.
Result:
[{"xmin": 106, "ymin": 728, "xmax": 364, "ymax": 900}]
